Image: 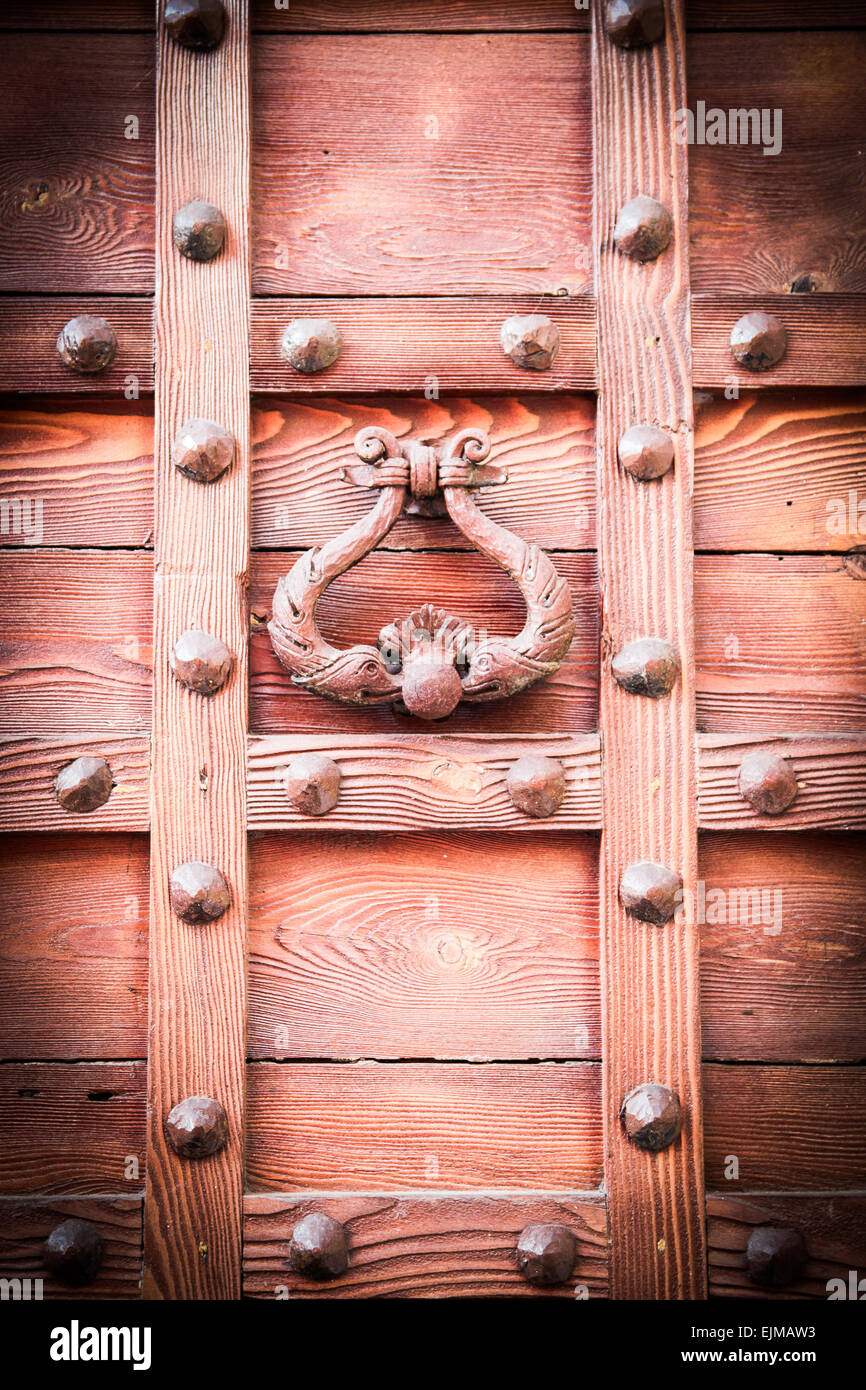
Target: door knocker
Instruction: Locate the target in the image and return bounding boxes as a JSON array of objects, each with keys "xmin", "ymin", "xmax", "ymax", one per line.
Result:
[{"xmin": 268, "ymin": 427, "xmax": 575, "ymax": 720}]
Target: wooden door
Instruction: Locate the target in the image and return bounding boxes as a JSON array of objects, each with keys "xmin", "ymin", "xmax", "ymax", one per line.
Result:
[{"xmin": 0, "ymin": 0, "xmax": 865, "ymax": 1305}]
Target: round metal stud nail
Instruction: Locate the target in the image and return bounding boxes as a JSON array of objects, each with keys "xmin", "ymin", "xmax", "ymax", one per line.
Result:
[
  {"xmin": 288, "ymin": 1212, "xmax": 349, "ymax": 1281},
  {"xmin": 164, "ymin": 0, "xmax": 226, "ymax": 49},
  {"xmin": 172, "ymin": 199, "xmax": 227, "ymax": 262},
  {"xmin": 280, "ymin": 318, "xmax": 342, "ymax": 373},
  {"xmin": 283, "ymin": 753, "xmax": 342, "ymax": 817},
  {"xmin": 400, "ymin": 654, "xmax": 464, "ymax": 721},
  {"xmin": 164, "ymin": 1096, "xmax": 228, "ymax": 1158},
  {"xmin": 621, "ymin": 1082, "xmax": 683, "ymax": 1152},
  {"xmin": 737, "ymin": 751, "xmax": 798, "ymax": 816},
  {"xmin": 169, "ymin": 629, "xmax": 233, "ymax": 695},
  {"xmin": 746, "ymin": 1225, "xmax": 808, "ymax": 1288},
  {"xmin": 43, "ymin": 1218, "xmax": 105, "ymax": 1287},
  {"xmin": 613, "ymin": 196, "xmax": 672, "ymax": 262},
  {"xmin": 604, "ymin": 0, "xmax": 665, "ymax": 49},
  {"xmin": 612, "ymin": 637, "xmax": 680, "ymax": 698},
  {"xmin": 617, "ymin": 424, "xmax": 675, "ymax": 481},
  {"xmin": 619, "ymin": 861, "xmax": 682, "ymax": 925},
  {"xmin": 55, "ymin": 756, "xmax": 114, "ymax": 814},
  {"xmin": 506, "ymin": 754, "xmax": 567, "ymax": 819},
  {"xmin": 169, "ymin": 861, "xmax": 231, "ymax": 924},
  {"xmin": 516, "ymin": 1223, "xmax": 577, "ymax": 1287},
  {"xmin": 56, "ymin": 315, "xmax": 117, "ymax": 374},
  {"xmin": 730, "ymin": 312, "xmax": 787, "ymax": 372},
  {"xmin": 499, "ymin": 314, "xmax": 561, "ymax": 371},
  {"xmin": 172, "ymin": 418, "xmax": 235, "ymax": 483}
]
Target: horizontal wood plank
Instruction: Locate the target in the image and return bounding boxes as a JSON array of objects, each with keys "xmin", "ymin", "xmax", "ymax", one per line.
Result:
[
  {"xmin": 243, "ymin": 1193, "xmax": 607, "ymax": 1298},
  {"xmin": 0, "ymin": 1197, "xmax": 142, "ymax": 1300},
  {"xmin": 0, "ymin": 1062, "xmax": 146, "ymax": 1194},
  {"xmin": 246, "ymin": 1061, "xmax": 603, "ymax": 1191},
  {"xmin": 687, "ymin": 1, "xmax": 866, "ymax": 25},
  {"xmin": 0, "ymin": 833, "xmax": 148, "ymax": 1060},
  {"xmin": 0, "ymin": 299, "xmax": 154, "ymax": 394},
  {"xmin": 249, "ymin": 830, "xmax": 599, "ymax": 1060},
  {"xmin": 252, "ymin": 393, "xmax": 595, "ymax": 551},
  {"xmin": 700, "ymin": 832, "xmax": 866, "ymax": 1063},
  {"xmin": 698, "ymin": 734, "xmax": 866, "ymax": 830},
  {"xmin": 0, "ymin": 735, "xmax": 150, "ymax": 831},
  {"xmin": 0, "ymin": 3, "xmax": 153, "ymax": 26},
  {"xmin": 251, "ymin": 1, "xmax": 587, "ymax": 29},
  {"xmin": 692, "ymin": 295, "xmax": 866, "ymax": 389},
  {"xmin": 708, "ymin": 1196, "xmax": 866, "ymax": 1301}
]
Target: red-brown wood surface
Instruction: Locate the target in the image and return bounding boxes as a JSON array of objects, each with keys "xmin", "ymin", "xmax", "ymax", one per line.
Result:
[
  {"xmin": 698, "ymin": 734, "xmax": 866, "ymax": 830},
  {"xmin": 0, "ymin": 299, "xmax": 154, "ymax": 394},
  {"xmin": 708, "ymin": 1196, "xmax": 866, "ymax": 1301},
  {"xmin": 0, "ymin": 735, "xmax": 150, "ymax": 831},
  {"xmin": 0, "ymin": 1197, "xmax": 142, "ymax": 1300},
  {"xmin": 691, "ymin": 295, "xmax": 866, "ymax": 389}
]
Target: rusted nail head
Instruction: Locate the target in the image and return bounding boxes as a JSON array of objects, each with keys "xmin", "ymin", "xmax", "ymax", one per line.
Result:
[
  {"xmin": 169, "ymin": 861, "xmax": 231, "ymax": 924},
  {"xmin": 621, "ymin": 1082, "xmax": 683, "ymax": 1152},
  {"xmin": 43, "ymin": 1218, "xmax": 105, "ymax": 1287},
  {"xmin": 55, "ymin": 756, "xmax": 114, "ymax": 813},
  {"xmin": 280, "ymin": 318, "xmax": 342, "ymax": 373},
  {"xmin": 612, "ymin": 637, "xmax": 680, "ymax": 698},
  {"xmin": 506, "ymin": 754, "xmax": 567, "ymax": 819},
  {"xmin": 164, "ymin": 1095, "xmax": 228, "ymax": 1158},
  {"xmin": 516, "ymin": 1223, "xmax": 577, "ymax": 1287},
  {"xmin": 604, "ymin": 0, "xmax": 666, "ymax": 49},
  {"xmin": 746, "ymin": 1226, "xmax": 808, "ymax": 1287},
  {"xmin": 617, "ymin": 424, "xmax": 675, "ymax": 481},
  {"xmin": 164, "ymin": 0, "xmax": 226, "ymax": 49},
  {"xmin": 400, "ymin": 655, "xmax": 464, "ymax": 721},
  {"xmin": 289, "ymin": 1212, "xmax": 350, "ymax": 1280},
  {"xmin": 620, "ymin": 860, "xmax": 682, "ymax": 925},
  {"xmin": 613, "ymin": 196, "xmax": 672, "ymax": 262},
  {"xmin": 173, "ymin": 199, "xmax": 227, "ymax": 262},
  {"xmin": 56, "ymin": 315, "xmax": 117, "ymax": 374},
  {"xmin": 499, "ymin": 314, "xmax": 561, "ymax": 371},
  {"xmin": 283, "ymin": 753, "xmax": 342, "ymax": 817},
  {"xmin": 172, "ymin": 418, "xmax": 235, "ymax": 483},
  {"xmin": 737, "ymin": 751, "xmax": 798, "ymax": 816},
  {"xmin": 730, "ymin": 312, "xmax": 787, "ymax": 371},
  {"xmin": 170, "ymin": 629, "xmax": 233, "ymax": 695}
]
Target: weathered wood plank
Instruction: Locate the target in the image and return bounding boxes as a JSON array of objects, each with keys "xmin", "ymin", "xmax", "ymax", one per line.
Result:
[
  {"xmin": 246, "ymin": 1061, "xmax": 604, "ymax": 1191},
  {"xmin": 592, "ymin": 0, "xmax": 705, "ymax": 1299},
  {"xmin": 144, "ymin": 0, "xmax": 250, "ymax": 1302},
  {"xmin": 688, "ymin": 34, "xmax": 866, "ymax": 295},
  {"xmin": 249, "ymin": 551, "xmax": 599, "ymax": 735},
  {"xmin": 249, "ymin": 830, "xmax": 600, "ymax": 1060},
  {"xmin": 243, "ymin": 1194, "xmax": 607, "ymax": 1299},
  {"xmin": 0, "ymin": 1063, "xmax": 145, "ymax": 1194},
  {"xmin": 0, "ymin": 2, "xmax": 153, "ymax": 27},
  {"xmin": 0, "ymin": 299, "xmax": 154, "ymax": 395},
  {"xmin": 0, "ymin": 400, "xmax": 153, "ymax": 549},
  {"xmin": 700, "ymin": 832, "xmax": 866, "ymax": 1063},
  {"xmin": 703, "ymin": 1065, "xmax": 866, "ymax": 1191},
  {"xmin": 698, "ymin": 734, "xmax": 866, "ymax": 830},
  {"xmin": 694, "ymin": 391, "xmax": 866, "ymax": 554},
  {"xmin": 248, "ymin": 734, "xmax": 602, "ymax": 831},
  {"xmin": 0, "ymin": 37, "xmax": 154, "ymax": 292},
  {"xmin": 0, "ymin": 551, "xmax": 152, "ymax": 735},
  {"xmin": 253, "ymin": 35, "xmax": 591, "ymax": 296},
  {"xmin": 692, "ymin": 296, "xmax": 866, "ymax": 389},
  {"xmin": 708, "ymin": 1196, "xmax": 866, "ymax": 1301},
  {"xmin": 0, "ymin": 1197, "xmax": 142, "ymax": 1301},
  {"xmin": 251, "ymin": 1, "xmax": 587, "ymax": 30},
  {"xmin": 0, "ymin": 734, "xmax": 149, "ymax": 831},
  {"xmin": 694, "ymin": 556, "xmax": 866, "ymax": 733},
  {"xmin": 688, "ymin": 1, "xmax": 866, "ymax": 25},
  {"xmin": 252, "ymin": 394, "xmax": 595, "ymax": 551},
  {"xmin": 0, "ymin": 834, "xmax": 147, "ymax": 1061}
]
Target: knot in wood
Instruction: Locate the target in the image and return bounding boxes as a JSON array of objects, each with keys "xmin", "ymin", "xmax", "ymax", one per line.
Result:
[
  {"xmin": 516, "ymin": 1223, "xmax": 577, "ymax": 1286},
  {"xmin": 164, "ymin": 0, "xmax": 226, "ymax": 50},
  {"xmin": 55, "ymin": 756, "xmax": 114, "ymax": 813},
  {"xmin": 506, "ymin": 754, "xmax": 567, "ymax": 819},
  {"xmin": 746, "ymin": 1226, "xmax": 808, "ymax": 1287},
  {"xmin": 164, "ymin": 1096, "xmax": 229, "ymax": 1158},
  {"xmin": 169, "ymin": 861, "xmax": 231, "ymax": 924},
  {"xmin": 172, "ymin": 199, "xmax": 227, "ymax": 262},
  {"xmin": 43, "ymin": 1219, "xmax": 105, "ymax": 1287},
  {"xmin": 604, "ymin": 0, "xmax": 665, "ymax": 49},
  {"xmin": 288, "ymin": 1212, "xmax": 349, "ymax": 1280},
  {"xmin": 620, "ymin": 1083, "xmax": 683, "ymax": 1152},
  {"xmin": 56, "ymin": 315, "xmax": 117, "ymax": 374},
  {"xmin": 737, "ymin": 751, "xmax": 798, "ymax": 816},
  {"xmin": 619, "ymin": 860, "xmax": 683, "ymax": 925},
  {"xmin": 613, "ymin": 196, "xmax": 672, "ymax": 262}
]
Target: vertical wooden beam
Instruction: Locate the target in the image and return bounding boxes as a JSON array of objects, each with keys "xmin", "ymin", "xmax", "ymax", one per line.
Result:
[
  {"xmin": 591, "ymin": 0, "xmax": 706, "ymax": 1297},
  {"xmin": 144, "ymin": 2, "xmax": 250, "ymax": 1299}
]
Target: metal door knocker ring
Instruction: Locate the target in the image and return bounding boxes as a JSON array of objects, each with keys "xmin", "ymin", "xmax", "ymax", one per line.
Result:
[{"xmin": 268, "ymin": 427, "xmax": 576, "ymax": 720}]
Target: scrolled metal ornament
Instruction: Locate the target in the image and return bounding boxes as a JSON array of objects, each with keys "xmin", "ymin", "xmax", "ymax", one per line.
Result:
[{"xmin": 268, "ymin": 427, "xmax": 575, "ymax": 718}]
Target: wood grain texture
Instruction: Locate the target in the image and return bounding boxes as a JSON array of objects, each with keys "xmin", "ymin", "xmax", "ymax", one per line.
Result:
[
  {"xmin": 0, "ymin": 400, "xmax": 153, "ymax": 548},
  {"xmin": 244, "ymin": 1194, "xmax": 607, "ymax": 1299},
  {"xmin": 698, "ymin": 734, "xmax": 866, "ymax": 830},
  {"xmin": 592, "ymin": 0, "xmax": 705, "ymax": 1299},
  {"xmin": 246, "ymin": 1061, "xmax": 603, "ymax": 1191},
  {"xmin": 0, "ymin": 36, "xmax": 154, "ymax": 292},
  {"xmin": 0, "ymin": 1062, "xmax": 145, "ymax": 1194},
  {"xmin": 252, "ymin": 393, "xmax": 595, "ymax": 551},
  {"xmin": 692, "ymin": 295, "xmax": 866, "ymax": 389},
  {"xmin": 248, "ymin": 734, "xmax": 602, "ymax": 830},
  {"xmin": 251, "ymin": 1, "xmax": 588, "ymax": 30},
  {"xmin": 0, "ymin": 734, "xmax": 149, "ymax": 831},
  {"xmin": 0, "ymin": 1197, "xmax": 142, "ymax": 1301},
  {"xmin": 708, "ymin": 1196, "xmax": 866, "ymax": 1301},
  {"xmin": 699, "ymin": 832, "xmax": 866, "ymax": 1063},
  {"xmin": 0, "ymin": 551, "xmax": 152, "ymax": 736},
  {"xmin": 0, "ymin": 299, "xmax": 154, "ymax": 394},
  {"xmin": 688, "ymin": 1, "xmax": 866, "ymax": 26},
  {"xmin": 0, "ymin": 3, "xmax": 153, "ymax": 27},
  {"xmin": 144, "ymin": 0, "xmax": 250, "ymax": 1301},
  {"xmin": 250, "ymin": 551, "xmax": 599, "ymax": 735},
  {"xmin": 249, "ymin": 830, "xmax": 600, "ymax": 1060},
  {"xmin": 694, "ymin": 555, "xmax": 866, "ymax": 733},
  {"xmin": 688, "ymin": 34, "xmax": 866, "ymax": 295},
  {"xmin": 250, "ymin": 298, "xmax": 596, "ymax": 393},
  {"xmin": 694, "ymin": 391, "xmax": 866, "ymax": 553},
  {"xmin": 0, "ymin": 834, "xmax": 148, "ymax": 1060}
]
